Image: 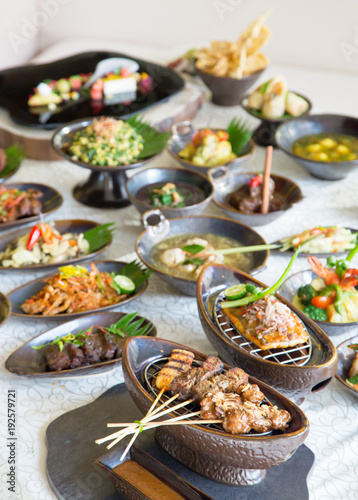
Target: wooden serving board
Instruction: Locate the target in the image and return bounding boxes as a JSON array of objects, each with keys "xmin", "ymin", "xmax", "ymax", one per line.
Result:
[
  {"xmin": 0, "ymin": 76, "xmax": 206, "ymax": 161},
  {"xmin": 46, "ymin": 382, "xmax": 314, "ymax": 500}
]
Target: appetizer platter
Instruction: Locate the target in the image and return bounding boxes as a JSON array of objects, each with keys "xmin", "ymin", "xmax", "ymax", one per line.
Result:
[
  {"xmin": 136, "ymin": 210, "xmax": 269, "ymax": 296},
  {"xmin": 52, "ymin": 115, "xmax": 170, "ymax": 208},
  {"xmin": 125, "ymin": 166, "xmax": 214, "ymax": 218},
  {"xmin": 167, "ymin": 119, "xmax": 254, "ymax": 174},
  {"xmin": 7, "ymin": 260, "xmax": 150, "ymax": 320},
  {"xmin": 120, "ymin": 336, "xmax": 309, "ymax": 485},
  {"xmin": 276, "ymin": 114, "xmax": 358, "ymax": 180},
  {"xmin": 0, "ymin": 183, "xmax": 63, "ymax": 231},
  {"xmin": 241, "ymin": 76, "xmax": 311, "ymax": 147},
  {"xmin": 197, "ymin": 259, "xmax": 337, "ymax": 402},
  {"xmin": 335, "ymin": 336, "xmax": 358, "ymax": 398},
  {"xmin": 0, "ymin": 51, "xmax": 184, "ymax": 129},
  {"xmin": 0, "ymin": 220, "xmax": 114, "ymax": 270},
  {"xmin": 5, "ymin": 311, "xmax": 156, "ymax": 378},
  {"xmin": 209, "ymin": 166, "xmax": 303, "ymax": 226}
]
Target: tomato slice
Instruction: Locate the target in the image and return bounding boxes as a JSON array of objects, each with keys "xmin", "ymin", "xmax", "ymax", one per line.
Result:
[{"xmin": 311, "ymin": 296, "xmax": 333, "ymax": 309}]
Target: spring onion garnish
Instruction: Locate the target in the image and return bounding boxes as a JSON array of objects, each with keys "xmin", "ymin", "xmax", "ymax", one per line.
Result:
[{"xmin": 221, "ymin": 246, "xmax": 301, "ymax": 309}]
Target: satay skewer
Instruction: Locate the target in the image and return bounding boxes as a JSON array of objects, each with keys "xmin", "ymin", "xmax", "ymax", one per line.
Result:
[{"xmin": 261, "ymin": 145, "xmax": 273, "ymax": 214}]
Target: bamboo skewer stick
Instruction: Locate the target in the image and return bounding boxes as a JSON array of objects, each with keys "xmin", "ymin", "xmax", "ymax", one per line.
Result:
[{"xmin": 261, "ymin": 145, "xmax": 273, "ymax": 214}]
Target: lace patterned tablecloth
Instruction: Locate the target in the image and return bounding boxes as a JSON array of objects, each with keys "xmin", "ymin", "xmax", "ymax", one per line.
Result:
[{"xmin": 1, "ymin": 73, "xmax": 358, "ymax": 500}]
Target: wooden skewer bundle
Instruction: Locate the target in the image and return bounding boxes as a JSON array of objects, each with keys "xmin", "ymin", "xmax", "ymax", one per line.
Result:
[{"xmin": 95, "ymin": 388, "xmax": 222, "ymax": 460}]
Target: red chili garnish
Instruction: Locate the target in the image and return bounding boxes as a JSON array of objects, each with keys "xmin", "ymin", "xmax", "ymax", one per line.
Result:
[
  {"xmin": 26, "ymin": 225, "xmax": 41, "ymax": 250},
  {"xmin": 250, "ymin": 175, "xmax": 262, "ymax": 188}
]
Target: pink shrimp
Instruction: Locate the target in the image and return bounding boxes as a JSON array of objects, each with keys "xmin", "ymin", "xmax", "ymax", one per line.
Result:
[
  {"xmin": 340, "ymin": 268, "xmax": 358, "ymax": 289},
  {"xmin": 307, "ymin": 256, "xmax": 340, "ymax": 285}
]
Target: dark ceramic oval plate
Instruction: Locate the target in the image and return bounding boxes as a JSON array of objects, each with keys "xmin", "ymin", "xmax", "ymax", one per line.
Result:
[
  {"xmin": 0, "ymin": 219, "xmax": 112, "ymax": 271},
  {"xmin": 279, "ymin": 269, "xmax": 358, "ymax": 337},
  {"xmin": 136, "ymin": 210, "xmax": 269, "ymax": 296},
  {"xmin": 197, "ymin": 263, "xmax": 338, "ymax": 402},
  {"xmin": 335, "ymin": 335, "xmax": 358, "ymax": 398},
  {"xmin": 0, "ymin": 292, "xmax": 11, "ymax": 328},
  {"xmin": 270, "ymin": 226, "xmax": 358, "ymax": 258},
  {"xmin": 0, "ymin": 51, "xmax": 184, "ymax": 130},
  {"xmin": 5, "ymin": 311, "xmax": 157, "ymax": 378},
  {"xmin": 0, "ymin": 183, "xmax": 63, "ymax": 232},
  {"xmin": 52, "ymin": 117, "xmax": 163, "ymax": 173},
  {"xmin": 122, "ymin": 336, "xmax": 309, "ymax": 486},
  {"xmin": 7, "ymin": 260, "xmax": 148, "ymax": 321},
  {"xmin": 125, "ymin": 166, "xmax": 214, "ymax": 218}
]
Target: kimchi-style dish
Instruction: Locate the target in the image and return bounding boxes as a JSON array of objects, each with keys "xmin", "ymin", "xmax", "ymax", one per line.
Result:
[{"xmin": 155, "ymin": 349, "xmax": 291, "ymax": 434}]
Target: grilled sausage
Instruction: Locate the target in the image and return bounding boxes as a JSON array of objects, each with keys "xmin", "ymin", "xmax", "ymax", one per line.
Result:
[{"xmin": 156, "ymin": 349, "xmax": 195, "ymax": 391}]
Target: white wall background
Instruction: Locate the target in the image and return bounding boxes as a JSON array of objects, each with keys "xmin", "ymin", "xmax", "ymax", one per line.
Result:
[{"xmin": 1, "ymin": 0, "xmax": 358, "ymax": 73}]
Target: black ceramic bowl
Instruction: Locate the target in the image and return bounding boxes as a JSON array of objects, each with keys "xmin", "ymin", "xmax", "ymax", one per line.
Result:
[
  {"xmin": 335, "ymin": 335, "xmax": 358, "ymax": 399},
  {"xmin": 167, "ymin": 121, "xmax": 255, "ymax": 175},
  {"xmin": 7, "ymin": 260, "xmax": 148, "ymax": 321},
  {"xmin": 122, "ymin": 336, "xmax": 309, "ymax": 486},
  {"xmin": 125, "ymin": 167, "xmax": 214, "ymax": 218},
  {"xmin": 196, "ymin": 67, "xmax": 265, "ymax": 106},
  {"xmin": 209, "ymin": 167, "xmax": 303, "ymax": 226},
  {"xmin": 5, "ymin": 311, "xmax": 157, "ymax": 378},
  {"xmin": 52, "ymin": 117, "xmax": 164, "ymax": 208},
  {"xmin": 0, "ymin": 292, "xmax": 11, "ymax": 328},
  {"xmin": 136, "ymin": 210, "xmax": 269, "ymax": 296},
  {"xmin": 279, "ymin": 269, "xmax": 358, "ymax": 336},
  {"xmin": 275, "ymin": 114, "xmax": 358, "ymax": 180},
  {"xmin": 0, "ymin": 219, "xmax": 112, "ymax": 271},
  {"xmin": 197, "ymin": 263, "xmax": 338, "ymax": 403},
  {"xmin": 241, "ymin": 92, "xmax": 312, "ymax": 148}
]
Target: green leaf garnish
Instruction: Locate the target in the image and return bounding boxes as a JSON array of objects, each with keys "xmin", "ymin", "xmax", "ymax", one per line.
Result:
[
  {"xmin": 181, "ymin": 244, "xmax": 205, "ymax": 255},
  {"xmin": 0, "ymin": 144, "xmax": 25, "ymax": 179},
  {"xmin": 221, "ymin": 246, "xmax": 301, "ymax": 309},
  {"xmin": 348, "ymin": 344, "xmax": 358, "ymax": 351},
  {"xmin": 183, "ymin": 257, "xmax": 204, "ymax": 266},
  {"xmin": 347, "ymin": 373, "xmax": 358, "ymax": 385},
  {"xmin": 226, "ymin": 118, "xmax": 252, "ymax": 156},
  {"xmin": 126, "ymin": 115, "xmax": 170, "ymax": 159},
  {"xmin": 83, "ymin": 223, "xmax": 115, "ymax": 253},
  {"xmin": 116, "ymin": 260, "xmax": 151, "ymax": 289}
]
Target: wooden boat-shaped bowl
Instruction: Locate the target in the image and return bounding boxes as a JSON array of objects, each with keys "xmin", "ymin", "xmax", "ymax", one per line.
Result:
[
  {"xmin": 335, "ymin": 335, "xmax": 358, "ymax": 399},
  {"xmin": 197, "ymin": 263, "xmax": 338, "ymax": 403},
  {"xmin": 0, "ymin": 219, "xmax": 112, "ymax": 271},
  {"xmin": 5, "ymin": 311, "xmax": 156, "ymax": 378},
  {"xmin": 7, "ymin": 260, "xmax": 148, "ymax": 321},
  {"xmin": 0, "ymin": 183, "xmax": 63, "ymax": 232},
  {"xmin": 136, "ymin": 209, "xmax": 268, "ymax": 296},
  {"xmin": 122, "ymin": 336, "xmax": 309, "ymax": 486}
]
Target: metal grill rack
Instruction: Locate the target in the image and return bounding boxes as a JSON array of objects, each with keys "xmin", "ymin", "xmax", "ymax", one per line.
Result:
[
  {"xmin": 143, "ymin": 357, "xmax": 274, "ymax": 436},
  {"xmin": 214, "ymin": 293, "xmax": 312, "ymax": 367}
]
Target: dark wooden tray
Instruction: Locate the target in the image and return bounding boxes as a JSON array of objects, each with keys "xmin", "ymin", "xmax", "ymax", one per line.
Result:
[{"xmin": 46, "ymin": 383, "xmax": 314, "ymax": 500}]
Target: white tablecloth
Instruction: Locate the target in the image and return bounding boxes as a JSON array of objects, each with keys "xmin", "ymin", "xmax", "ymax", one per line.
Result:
[{"xmin": 0, "ymin": 46, "xmax": 358, "ymax": 500}]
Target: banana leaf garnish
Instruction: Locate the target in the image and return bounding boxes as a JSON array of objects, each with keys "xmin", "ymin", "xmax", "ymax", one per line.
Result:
[
  {"xmin": 32, "ymin": 312, "xmax": 153, "ymax": 350},
  {"xmin": 226, "ymin": 118, "xmax": 252, "ymax": 156},
  {"xmin": 0, "ymin": 144, "xmax": 25, "ymax": 178},
  {"xmin": 126, "ymin": 115, "xmax": 170, "ymax": 159},
  {"xmin": 221, "ymin": 246, "xmax": 301, "ymax": 309},
  {"xmin": 83, "ymin": 223, "xmax": 115, "ymax": 253},
  {"xmin": 116, "ymin": 259, "xmax": 151, "ymax": 288}
]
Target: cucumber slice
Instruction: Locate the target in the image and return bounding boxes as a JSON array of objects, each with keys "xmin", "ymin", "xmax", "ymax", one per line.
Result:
[
  {"xmin": 113, "ymin": 275, "xmax": 135, "ymax": 294},
  {"xmin": 224, "ymin": 283, "xmax": 247, "ymax": 300}
]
